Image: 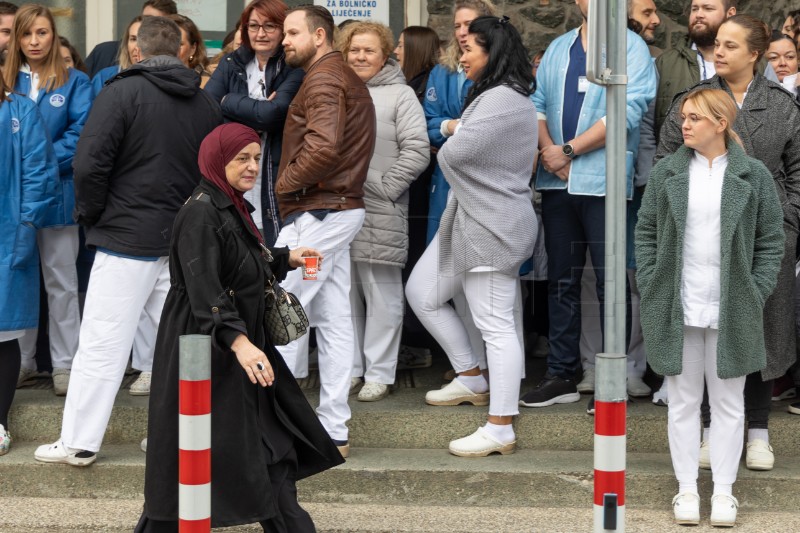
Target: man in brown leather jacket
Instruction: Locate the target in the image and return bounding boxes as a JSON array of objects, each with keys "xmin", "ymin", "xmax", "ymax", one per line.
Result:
[{"xmin": 274, "ymin": 5, "xmax": 375, "ymax": 459}]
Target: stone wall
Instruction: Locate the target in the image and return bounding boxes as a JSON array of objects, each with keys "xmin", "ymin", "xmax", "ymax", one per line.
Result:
[{"xmin": 426, "ymin": 0, "xmax": 796, "ymax": 58}]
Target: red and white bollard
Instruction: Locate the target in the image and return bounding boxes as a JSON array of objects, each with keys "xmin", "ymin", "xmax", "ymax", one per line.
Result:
[
  {"xmin": 179, "ymin": 334, "xmax": 212, "ymax": 532},
  {"xmin": 594, "ymin": 352, "xmax": 627, "ymax": 532}
]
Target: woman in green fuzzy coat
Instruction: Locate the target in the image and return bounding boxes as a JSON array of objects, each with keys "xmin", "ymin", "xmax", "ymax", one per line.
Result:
[{"xmin": 635, "ymin": 88, "xmax": 784, "ymax": 528}]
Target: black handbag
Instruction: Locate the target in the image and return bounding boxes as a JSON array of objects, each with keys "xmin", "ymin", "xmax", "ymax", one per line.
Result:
[{"xmin": 261, "ymin": 244, "xmax": 309, "ymax": 346}]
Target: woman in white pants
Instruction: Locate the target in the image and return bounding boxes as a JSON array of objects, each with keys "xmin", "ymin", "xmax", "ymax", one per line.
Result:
[
  {"xmin": 406, "ymin": 16, "xmax": 537, "ymax": 457},
  {"xmin": 636, "ymin": 88, "xmax": 785, "ymax": 527},
  {"xmin": 338, "ymin": 22, "xmax": 430, "ymax": 402}
]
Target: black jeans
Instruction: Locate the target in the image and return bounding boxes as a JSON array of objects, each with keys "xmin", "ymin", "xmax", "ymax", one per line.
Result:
[
  {"xmin": 541, "ymin": 190, "xmax": 631, "ymax": 379},
  {"xmin": 701, "ymin": 372, "xmax": 773, "ymax": 430}
]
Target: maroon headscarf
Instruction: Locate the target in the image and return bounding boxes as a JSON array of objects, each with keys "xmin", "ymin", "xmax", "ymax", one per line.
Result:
[{"xmin": 198, "ymin": 123, "xmax": 263, "ymax": 242}]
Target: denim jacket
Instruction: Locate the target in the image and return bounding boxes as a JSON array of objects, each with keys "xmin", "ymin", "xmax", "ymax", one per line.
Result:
[{"xmin": 532, "ymin": 28, "xmax": 656, "ymax": 198}]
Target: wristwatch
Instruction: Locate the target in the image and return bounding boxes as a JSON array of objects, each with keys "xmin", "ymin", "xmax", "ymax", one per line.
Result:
[{"xmin": 562, "ymin": 143, "xmax": 575, "ymax": 159}]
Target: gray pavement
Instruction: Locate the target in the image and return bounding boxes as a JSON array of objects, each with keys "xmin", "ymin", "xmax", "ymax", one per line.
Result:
[{"xmin": 2, "ymin": 498, "xmax": 799, "ymax": 532}]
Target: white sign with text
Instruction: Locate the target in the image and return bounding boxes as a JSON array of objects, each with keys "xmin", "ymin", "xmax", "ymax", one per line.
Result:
[{"xmin": 313, "ymin": 0, "xmax": 390, "ymax": 26}]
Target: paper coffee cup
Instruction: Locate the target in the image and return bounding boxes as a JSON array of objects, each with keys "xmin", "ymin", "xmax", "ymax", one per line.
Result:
[{"xmin": 303, "ymin": 256, "xmax": 319, "ymax": 280}]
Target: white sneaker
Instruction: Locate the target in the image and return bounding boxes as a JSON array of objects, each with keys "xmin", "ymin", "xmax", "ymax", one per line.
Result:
[
  {"xmin": 699, "ymin": 440, "xmax": 711, "ymax": 470},
  {"xmin": 52, "ymin": 368, "xmax": 70, "ymax": 396},
  {"xmin": 652, "ymin": 382, "xmax": 668, "ymax": 406},
  {"xmin": 710, "ymin": 494, "xmax": 738, "ymax": 527},
  {"xmin": 0, "ymin": 424, "xmax": 11, "ymax": 456},
  {"xmin": 746, "ymin": 439, "xmax": 774, "ymax": 470},
  {"xmin": 626, "ymin": 375, "xmax": 651, "ymax": 397},
  {"xmin": 577, "ymin": 368, "xmax": 595, "ymax": 393},
  {"xmin": 425, "ymin": 379, "xmax": 489, "ymax": 406},
  {"xmin": 349, "ymin": 377, "xmax": 363, "ymax": 396},
  {"xmin": 140, "ymin": 438, "xmax": 147, "ymax": 453},
  {"xmin": 129, "ymin": 371, "xmax": 151, "ymax": 396},
  {"xmin": 17, "ymin": 367, "xmax": 45, "ymax": 388},
  {"xmin": 357, "ymin": 382, "xmax": 389, "ymax": 402},
  {"xmin": 672, "ymin": 492, "xmax": 700, "ymax": 525},
  {"xmin": 449, "ymin": 427, "xmax": 515, "ymax": 457},
  {"xmin": 34, "ymin": 440, "xmax": 96, "ymax": 466}
]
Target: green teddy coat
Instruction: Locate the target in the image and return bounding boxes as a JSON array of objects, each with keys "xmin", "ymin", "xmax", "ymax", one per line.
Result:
[{"xmin": 635, "ymin": 141, "xmax": 785, "ymax": 379}]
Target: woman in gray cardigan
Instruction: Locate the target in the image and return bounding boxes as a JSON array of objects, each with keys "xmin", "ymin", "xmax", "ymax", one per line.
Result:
[
  {"xmin": 406, "ymin": 16, "xmax": 536, "ymax": 458},
  {"xmin": 639, "ymin": 88, "xmax": 784, "ymax": 527},
  {"xmin": 655, "ymin": 14, "xmax": 800, "ymax": 471},
  {"xmin": 338, "ymin": 22, "xmax": 430, "ymax": 402}
]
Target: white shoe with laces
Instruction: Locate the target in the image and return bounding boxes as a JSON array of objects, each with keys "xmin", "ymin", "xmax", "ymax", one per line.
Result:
[
  {"xmin": 129, "ymin": 371, "xmax": 151, "ymax": 396},
  {"xmin": 710, "ymin": 494, "xmax": 738, "ymax": 527},
  {"xmin": 357, "ymin": 382, "xmax": 389, "ymax": 402},
  {"xmin": 672, "ymin": 492, "xmax": 700, "ymax": 525}
]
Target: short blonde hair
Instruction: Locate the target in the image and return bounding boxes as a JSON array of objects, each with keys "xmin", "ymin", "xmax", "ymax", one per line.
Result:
[
  {"xmin": 336, "ymin": 21, "xmax": 394, "ymax": 61},
  {"xmin": 681, "ymin": 88, "xmax": 743, "ymax": 148}
]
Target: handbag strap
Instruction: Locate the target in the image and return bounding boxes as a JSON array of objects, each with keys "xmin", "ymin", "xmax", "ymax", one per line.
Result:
[{"xmin": 259, "ymin": 243, "xmax": 279, "ymax": 289}]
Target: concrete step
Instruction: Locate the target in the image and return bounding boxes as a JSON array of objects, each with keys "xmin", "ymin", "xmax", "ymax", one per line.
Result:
[
  {"xmin": 3, "ymin": 444, "xmax": 799, "ymax": 511},
  {"xmin": 10, "ymin": 386, "xmax": 800, "ymax": 455},
  {"xmin": 1, "ymin": 497, "xmax": 798, "ymax": 533}
]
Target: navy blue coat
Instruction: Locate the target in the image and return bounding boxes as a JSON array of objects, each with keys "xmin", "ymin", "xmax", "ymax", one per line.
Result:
[
  {"xmin": 204, "ymin": 46, "xmax": 304, "ymax": 245},
  {"xmin": 0, "ymin": 95, "xmax": 59, "ymax": 331}
]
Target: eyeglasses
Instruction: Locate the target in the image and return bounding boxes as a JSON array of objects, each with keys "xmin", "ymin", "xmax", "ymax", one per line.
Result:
[{"xmin": 247, "ymin": 22, "xmax": 280, "ymax": 35}]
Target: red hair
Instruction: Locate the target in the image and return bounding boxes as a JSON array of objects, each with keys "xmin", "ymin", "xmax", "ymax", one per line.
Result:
[{"xmin": 239, "ymin": 0, "xmax": 288, "ymax": 52}]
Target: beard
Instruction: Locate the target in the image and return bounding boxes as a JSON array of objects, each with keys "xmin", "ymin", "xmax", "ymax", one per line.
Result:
[
  {"xmin": 285, "ymin": 43, "xmax": 315, "ymax": 69},
  {"xmin": 689, "ymin": 21, "xmax": 720, "ymax": 48}
]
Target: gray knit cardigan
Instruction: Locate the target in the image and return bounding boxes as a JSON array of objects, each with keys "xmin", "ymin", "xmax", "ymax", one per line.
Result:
[{"xmin": 437, "ymin": 85, "xmax": 537, "ymax": 276}]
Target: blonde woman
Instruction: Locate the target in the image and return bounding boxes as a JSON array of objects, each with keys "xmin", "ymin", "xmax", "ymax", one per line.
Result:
[
  {"xmin": 338, "ymin": 21, "xmax": 429, "ymax": 401},
  {"xmin": 423, "ymin": 0, "xmax": 497, "ymax": 381},
  {"xmin": 637, "ymin": 88, "xmax": 784, "ymax": 527},
  {"xmin": 91, "ymin": 16, "xmax": 142, "ymax": 98},
  {"xmin": 4, "ymin": 3, "xmax": 92, "ymax": 397}
]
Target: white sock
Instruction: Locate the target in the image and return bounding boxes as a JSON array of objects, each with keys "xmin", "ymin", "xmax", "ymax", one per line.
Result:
[
  {"xmin": 748, "ymin": 428, "xmax": 769, "ymax": 444},
  {"xmin": 713, "ymin": 483, "xmax": 733, "ymax": 496},
  {"xmin": 702, "ymin": 427, "xmax": 710, "ymax": 442},
  {"xmin": 482, "ymin": 421, "xmax": 515, "ymax": 443},
  {"xmin": 679, "ymin": 482, "xmax": 698, "ymax": 495},
  {"xmin": 456, "ymin": 374, "xmax": 489, "ymax": 394}
]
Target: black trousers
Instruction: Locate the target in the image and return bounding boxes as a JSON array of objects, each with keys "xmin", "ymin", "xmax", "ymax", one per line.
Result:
[
  {"xmin": 701, "ymin": 372, "xmax": 773, "ymax": 429},
  {"xmin": 134, "ymin": 448, "xmax": 315, "ymax": 533}
]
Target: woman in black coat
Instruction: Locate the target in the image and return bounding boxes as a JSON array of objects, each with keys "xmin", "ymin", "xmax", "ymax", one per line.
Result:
[
  {"xmin": 136, "ymin": 123, "xmax": 342, "ymax": 532},
  {"xmin": 204, "ymin": 0, "xmax": 304, "ymax": 246}
]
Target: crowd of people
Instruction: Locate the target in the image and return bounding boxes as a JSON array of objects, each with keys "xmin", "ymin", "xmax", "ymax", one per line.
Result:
[{"xmin": 1, "ymin": 0, "xmax": 799, "ymax": 529}]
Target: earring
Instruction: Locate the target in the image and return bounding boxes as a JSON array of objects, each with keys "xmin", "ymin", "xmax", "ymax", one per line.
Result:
[{"xmin": 189, "ymin": 55, "xmax": 194, "ymax": 62}]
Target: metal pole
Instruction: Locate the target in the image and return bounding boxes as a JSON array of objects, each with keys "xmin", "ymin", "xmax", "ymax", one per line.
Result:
[
  {"xmin": 179, "ymin": 334, "xmax": 212, "ymax": 533},
  {"xmin": 589, "ymin": 0, "xmax": 629, "ymax": 531}
]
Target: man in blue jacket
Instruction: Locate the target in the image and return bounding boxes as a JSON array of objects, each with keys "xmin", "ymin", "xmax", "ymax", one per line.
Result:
[{"xmin": 519, "ymin": 0, "xmax": 656, "ymax": 408}]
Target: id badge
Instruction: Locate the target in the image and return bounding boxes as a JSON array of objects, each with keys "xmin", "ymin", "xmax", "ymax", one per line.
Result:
[{"xmin": 578, "ymin": 76, "xmax": 590, "ymax": 94}]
